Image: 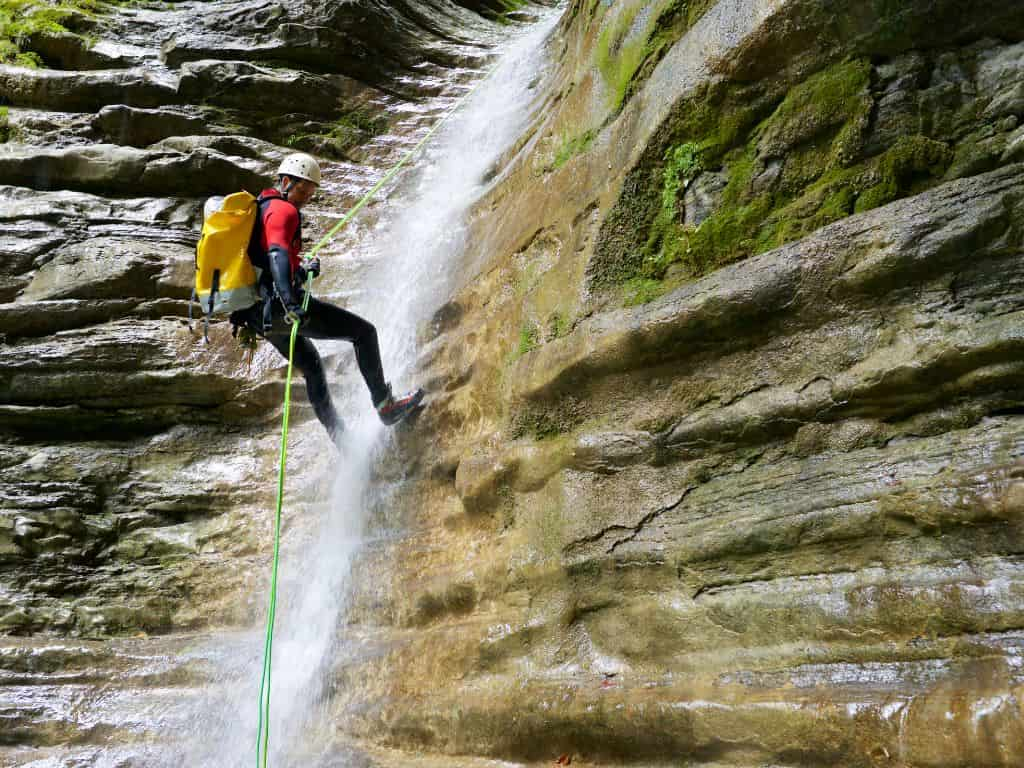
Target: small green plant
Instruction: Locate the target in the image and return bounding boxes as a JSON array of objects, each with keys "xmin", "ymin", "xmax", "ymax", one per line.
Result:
[
  {"xmin": 595, "ymin": 1, "xmax": 649, "ymax": 111},
  {"xmin": 547, "ymin": 311, "xmax": 571, "ymax": 339},
  {"xmin": 331, "ymin": 105, "xmax": 387, "ymax": 137},
  {"xmin": 661, "ymin": 141, "xmax": 703, "ymax": 212},
  {"xmin": 0, "ymin": 107, "xmax": 9, "ymax": 143},
  {"xmin": 551, "ymin": 128, "xmax": 596, "ymax": 170},
  {"xmin": 0, "ymin": 0, "xmax": 105, "ymax": 68},
  {"xmin": 640, "ymin": 141, "xmax": 705, "ymax": 277},
  {"xmin": 622, "ymin": 277, "xmax": 665, "ymax": 306},
  {"xmin": 515, "ymin": 322, "xmax": 539, "ymax": 358}
]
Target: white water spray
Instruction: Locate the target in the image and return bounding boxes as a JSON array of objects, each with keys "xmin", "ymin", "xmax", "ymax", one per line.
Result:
[{"xmin": 182, "ymin": 8, "xmax": 560, "ymax": 767}]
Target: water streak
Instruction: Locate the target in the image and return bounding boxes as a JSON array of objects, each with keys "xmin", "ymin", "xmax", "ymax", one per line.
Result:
[{"xmin": 184, "ymin": 9, "xmax": 560, "ymax": 766}]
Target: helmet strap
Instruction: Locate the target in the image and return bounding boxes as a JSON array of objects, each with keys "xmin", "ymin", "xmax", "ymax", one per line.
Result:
[{"xmin": 279, "ymin": 176, "xmax": 293, "ymax": 198}]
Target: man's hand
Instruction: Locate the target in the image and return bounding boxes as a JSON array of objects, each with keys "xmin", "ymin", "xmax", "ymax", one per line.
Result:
[
  {"xmin": 296, "ymin": 257, "xmax": 321, "ymax": 284},
  {"xmin": 284, "ymin": 304, "xmax": 306, "ymax": 326}
]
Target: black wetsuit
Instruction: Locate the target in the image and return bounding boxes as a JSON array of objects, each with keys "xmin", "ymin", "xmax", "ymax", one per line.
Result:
[{"xmin": 231, "ymin": 189, "xmax": 389, "ymax": 439}]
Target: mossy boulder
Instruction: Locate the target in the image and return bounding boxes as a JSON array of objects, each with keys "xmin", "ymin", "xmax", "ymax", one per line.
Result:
[{"xmin": 591, "ymin": 37, "xmax": 1024, "ymax": 296}]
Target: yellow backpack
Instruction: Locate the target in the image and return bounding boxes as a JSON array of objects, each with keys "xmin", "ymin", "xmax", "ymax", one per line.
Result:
[{"xmin": 190, "ymin": 191, "xmax": 261, "ymax": 341}]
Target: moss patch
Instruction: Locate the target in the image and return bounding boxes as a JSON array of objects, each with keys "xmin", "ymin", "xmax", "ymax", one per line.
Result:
[
  {"xmin": 642, "ymin": 59, "xmax": 878, "ymax": 279},
  {"xmin": 595, "ymin": 1, "xmax": 650, "ymax": 112},
  {"xmin": 511, "ymin": 396, "xmax": 587, "ymax": 441},
  {"xmin": 547, "ymin": 311, "xmax": 572, "ymax": 340},
  {"xmin": 285, "ymin": 106, "xmax": 387, "ymax": 159},
  {"xmin": 512, "ymin": 322, "xmax": 539, "ymax": 360},
  {"xmin": 0, "ymin": 106, "xmax": 9, "ymax": 142},
  {"xmin": 592, "ymin": 56, "xmax": 963, "ymax": 297},
  {"xmin": 551, "ymin": 128, "xmax": 596, "ymax": 170},
  {"xmin": 622, "ymin": 276, "xmax": 667, "ymax": 306},
  {"xmin": 854, "ymin": 135, "xmax": 954, "ymax": 212},
  {"xmin": 0, "ymin": 0, "xmax": 100, "ymax": 68},
  {"xmin": 493, "ymin": 0, "xmax": 527, "ymax": 25},
  {"xmin": 594, "ymin": 0, "xmax": 717, "ymax": 113}
]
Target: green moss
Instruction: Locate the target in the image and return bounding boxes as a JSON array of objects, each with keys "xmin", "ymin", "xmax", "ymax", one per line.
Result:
[
  {"xmin": 513, "ymin": 322, "xmax": 539, "ymax": 359},
  {"xmin": 622, "ymin": 277, "xmax": 667, "ymax": 306},
  {"xmin": 334, "ymin": 105, "xmax": 387, "ymax": 136},
  {"xmin": 661, "ymin": 141, "xmax": 703, "ymax": 209},
  {"xmin": 511, "ymin": 397, "xmax": 586, "ymax": 441},
  {"xmin": 547, "ymin": 311, "xmax": 572, "ymax": 339},
  {"xmin": 594, "ymin": 2, "xmax": 649, "ymax": 111},
  {"xmin": 551, "ymin": 128, "xmax": 596, "ymax": 170},
  {"xmin": 0, "ymin": 107, "xmax": 9, "ymax": 142},
  {"xmin": 0, "ymin": 0, "xmax": 104, "ymax": 67},
  {"xmin": 595, "ymin": 0, "xmax": 718, "ymax": 113},
  {"xmin": 284, "ymin": 106, "xmax": 387, "ymax": 159},
  {"xmin": 640, "ymin": 59, "xmax": 879, "ymax": 279},
  {"xmin": 758, "ymin": 58, "xmax": 872, "ymax": 161},
  {"xmin": 493, "ymin": 0, "xmax": 526, "ymax": 24},
  {"xmin": 854, "ymin": 135, "xmax": 953, "ymax": 213},
  {"xmin": 632, "ymin": 0, "xmax": 717, "ymax": 92}
]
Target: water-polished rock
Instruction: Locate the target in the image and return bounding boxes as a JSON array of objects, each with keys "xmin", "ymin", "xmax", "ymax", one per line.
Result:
[
  {"xmin": 92, "ymin": 105, "xmax": 213, "ymax": 148},
  {"xmin": 177, "ymin": 60, "xmax": 370, "ymax": 117},
  {"xmin": 17, "ymin": 238, "xmax": 193, "ymax": 303},
  {"xmin": 0, "ymin": 64, "xmax": 177, "ymax": 111},
  {"xmin": 0, "ymin": 144, "xmax": 267, "ymax": 196}
]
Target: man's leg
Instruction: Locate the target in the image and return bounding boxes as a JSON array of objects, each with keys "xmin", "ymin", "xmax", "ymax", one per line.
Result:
[
  {"xmin": 265, "ymin": 333, "xmax": 344, "ymax": 441},
  {"xmin": 299, "ymin": 297, "xmax": 390, "ymax": 407}
]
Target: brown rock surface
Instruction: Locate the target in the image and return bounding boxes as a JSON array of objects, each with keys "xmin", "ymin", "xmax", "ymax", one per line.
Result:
[{"xmin": 3, "ymin": 0, "xmax": 1024, "ymax": 766}]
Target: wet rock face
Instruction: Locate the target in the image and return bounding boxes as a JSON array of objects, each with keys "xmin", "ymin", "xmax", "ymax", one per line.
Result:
[
  {"xmin": 332, "ymin": 1, "xmax": 1024, "ymax": 766},
  {"xmin": 0, "ymin": 0, "xmax": 503, "ymax": 758},
  {"xmin": 0, "ymin": 0, "xmax": 494, "ymax": 638},
  {"xmin": 590, "ymin": 11, "xmax": 1024, "ymax": 293},
  {"xmin": 5, "ymin": 0, "xmax": 1024, "ymax": 766}
]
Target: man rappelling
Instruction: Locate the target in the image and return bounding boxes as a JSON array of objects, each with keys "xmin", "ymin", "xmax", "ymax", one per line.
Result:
[{"xmin": 227, "ymin": 153, "xmax": 423, "ymax": 440}]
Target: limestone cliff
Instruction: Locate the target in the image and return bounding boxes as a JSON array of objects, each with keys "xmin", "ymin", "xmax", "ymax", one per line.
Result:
[
  {"xmin": 3, "ymin": 0, "xmax": 1024, "ymax": 766},
  {"xmin": 345, "ymin": 1, "xmax": 1024, "ymax": 765}
]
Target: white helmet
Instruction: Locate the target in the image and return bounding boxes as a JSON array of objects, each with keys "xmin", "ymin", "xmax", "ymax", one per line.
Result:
[{"xmin": 277, "ymin": 153, "xmax": 321, "ymax": 185}]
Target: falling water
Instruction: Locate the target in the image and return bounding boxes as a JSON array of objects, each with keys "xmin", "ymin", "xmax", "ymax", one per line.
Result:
[{"xmin": 181, "ymin": 8, "xmax": 562, "ymax": 767}]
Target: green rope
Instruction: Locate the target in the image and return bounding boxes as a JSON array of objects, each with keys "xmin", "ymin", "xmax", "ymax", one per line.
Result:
[
  {"xmin": 254, "ymin": 68, "xmax": 494, "ymax": 768},
  {"xmin": 256, "ymin": 319, "xmax": 296, "ymax": 768}
]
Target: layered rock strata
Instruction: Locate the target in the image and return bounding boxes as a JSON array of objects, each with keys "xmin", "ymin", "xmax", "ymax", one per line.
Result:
[
  {"xmin": 333, "ymin": 1, "xmax": 1024, "ymax": 766},
  {"xmin": 0, "ymin": 0, "xmax": 505, "ymax": 762},
  {"xmin": 4, "ymin": 0, "xmax": 1024, "ymax": 765}
]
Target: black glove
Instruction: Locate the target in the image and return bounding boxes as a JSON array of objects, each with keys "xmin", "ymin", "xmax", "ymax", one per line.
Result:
[{"xmin": 297, "ymin": 257, "xmax": 321, "ymax": 283}]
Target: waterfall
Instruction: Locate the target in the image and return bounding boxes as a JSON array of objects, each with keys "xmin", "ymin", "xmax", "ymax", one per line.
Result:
[{"xmin": 180, "ymin": 8, "xmax": 561, "ymax": 766}]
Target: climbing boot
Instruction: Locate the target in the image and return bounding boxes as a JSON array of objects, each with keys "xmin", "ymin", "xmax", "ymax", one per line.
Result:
[{"xmin": 375, "ymin": 385, "xmax": 424, "ymax": 426}]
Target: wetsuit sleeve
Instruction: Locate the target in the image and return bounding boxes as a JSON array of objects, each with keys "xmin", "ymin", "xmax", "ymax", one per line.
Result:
[
  {"xmin": 268, "ymin": 246, "xmax": 298, "ymax": 307},
  {"xmin": 263, "ymin": 200, "xmax": 301, "ymax": 306}
]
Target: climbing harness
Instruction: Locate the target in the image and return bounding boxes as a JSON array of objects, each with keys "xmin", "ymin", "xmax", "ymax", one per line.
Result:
[{"xmin": 255, "ymin": 69, "xmax": 494, "ymax": 768}]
